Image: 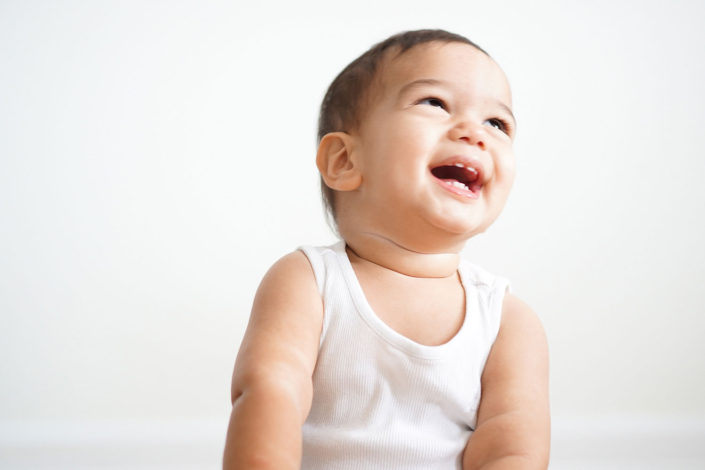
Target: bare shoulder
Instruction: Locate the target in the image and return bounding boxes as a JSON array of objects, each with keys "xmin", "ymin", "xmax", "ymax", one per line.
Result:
[
  {"xmin": 255, "ymin": 250, "xmax": 321, "ymax": 302},
  {"xmin": 498, "ymin": 293, "xmax": 548, "ymax": 354},
  {"xmin": 231, "ymin": 250, "xmax": 323, "ymax": 408},
  {"xmin": 243, "ymin": 250, "xmax": 323, "ymax": 341}
]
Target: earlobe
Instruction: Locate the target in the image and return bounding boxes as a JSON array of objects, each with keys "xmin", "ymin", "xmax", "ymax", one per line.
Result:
[{"xmin": 316, "ymin": 132, "xmax": 362, "ymax": 191}]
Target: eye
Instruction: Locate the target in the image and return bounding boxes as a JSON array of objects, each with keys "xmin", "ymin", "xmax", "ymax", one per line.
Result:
[
  {"xmin": 417, "ymin": 97, "xmax": 447, "ymax": 110},
  {"xmin": 484, "ymin": 118, "xmax": 510, "ymax": 135}
]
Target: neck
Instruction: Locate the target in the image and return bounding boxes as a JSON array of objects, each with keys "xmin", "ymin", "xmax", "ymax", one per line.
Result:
[{"xmin": 343, "ymin": 231, "xmax": 462, "ymax": 278}]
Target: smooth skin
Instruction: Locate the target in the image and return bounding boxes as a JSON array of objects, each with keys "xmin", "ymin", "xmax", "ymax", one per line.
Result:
[
  {"xmin": 223, "ymin": 41, "xmax": 549, "ymax": 469},
  {"xmin": 223, "ymin": 252, "xmax": 321, "ymax": 469}
]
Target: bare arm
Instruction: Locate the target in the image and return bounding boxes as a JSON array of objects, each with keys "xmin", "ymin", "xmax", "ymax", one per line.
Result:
[
  {"xmin": 223, "ymin": 251, "xmax": 323, "ymax": 470},
  {"xmin": 462, "ymin": 294, "xmax": 550, "ymax": 470}
]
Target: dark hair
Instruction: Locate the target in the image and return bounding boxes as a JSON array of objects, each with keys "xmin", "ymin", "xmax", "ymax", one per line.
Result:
[{"xmin": 317, "ymin": 29, "xmax": 487, "ymax": 227}]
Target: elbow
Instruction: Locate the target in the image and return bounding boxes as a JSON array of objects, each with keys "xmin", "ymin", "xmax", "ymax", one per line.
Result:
[
  {"xmin": 510, "ymin": 450, "xmax": 550, "ymax": 470},
  {"xmin": 231, "ymin": 367, "xmax": 313, "ymax": 422},
  {"xmin": 464, "ymin": 452, "xmax": 549, "ymax": 470},
  {"xmin": 462, "ymin": 419, "xmax": 550, "ymax": 470}
]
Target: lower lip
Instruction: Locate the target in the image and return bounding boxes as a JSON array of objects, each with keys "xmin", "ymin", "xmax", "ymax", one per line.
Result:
[{"xmin": 433, "ymin": 177, "xmax": 480, "ymax": 199}]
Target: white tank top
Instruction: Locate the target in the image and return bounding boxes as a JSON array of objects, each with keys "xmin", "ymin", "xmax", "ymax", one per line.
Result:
[{"xmin": 299, "ymin": 242, "xmax": 508, "ymax": 470}]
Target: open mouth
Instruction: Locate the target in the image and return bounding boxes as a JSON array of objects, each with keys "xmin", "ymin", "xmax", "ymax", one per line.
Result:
[{"xmin": 430, "ymin": 162, "xmax": 482, "ymax": 198}]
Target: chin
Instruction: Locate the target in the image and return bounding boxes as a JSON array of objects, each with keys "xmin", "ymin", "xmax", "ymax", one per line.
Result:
[
  {"xmin": 431, "ymin": 208, "xmax": 491, "ymax": 233},
  {"xmin": 428, "ymin": 219, "xmax": 485, "ymax": 242}
]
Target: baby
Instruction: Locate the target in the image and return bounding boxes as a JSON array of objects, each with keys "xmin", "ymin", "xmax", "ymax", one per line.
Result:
[{"xmin": 223, "ymin": 29, "xmax": 550, "ymax": 470}]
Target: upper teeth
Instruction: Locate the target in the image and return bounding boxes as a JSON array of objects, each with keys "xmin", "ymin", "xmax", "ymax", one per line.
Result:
[{"xmin": 453, "ymin": 162, "xmax": 478, "ymax": 175}]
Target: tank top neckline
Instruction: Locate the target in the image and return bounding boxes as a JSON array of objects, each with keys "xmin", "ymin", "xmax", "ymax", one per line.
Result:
[{"xmin": 330, "ymin": 241, "xmax": 473, "ymax": 361}]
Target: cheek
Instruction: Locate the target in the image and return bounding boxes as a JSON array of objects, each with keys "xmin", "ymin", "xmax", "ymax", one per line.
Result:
[
  {"xmin": 504, "ymin": 160, "xmax": 516, "ymax": 186},
  {"xmin": 491, "ymin": 150, "xmax": 516, "ymax": 203},
  {"xmin": 496, "ymin": 146, "xmax": 516, "ymax": 180},
  {"xmin": 372, "ymin": 132, "xmax": 431, "ymax": 175}
]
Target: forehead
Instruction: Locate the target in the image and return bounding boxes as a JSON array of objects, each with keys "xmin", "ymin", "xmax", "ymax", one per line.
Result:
[{"xmin": 374, "ymin": 41, "xmax": 512, "ymax": 106}]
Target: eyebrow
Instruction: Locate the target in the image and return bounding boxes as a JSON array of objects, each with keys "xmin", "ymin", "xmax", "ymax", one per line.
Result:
[
  {"xmin": 495, "ymin": 100, "xmax": 516, "ymax": 126},
  {"xmin": 398, "ymin": 78, "xmax": 445, "ymax": 97},
  {"xmin": 398, "ymin": 78, "xmax": 516, "ymax": 125}
]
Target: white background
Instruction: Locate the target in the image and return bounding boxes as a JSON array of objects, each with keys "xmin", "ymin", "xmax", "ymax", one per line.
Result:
[{"xmin": 2, "ymin": 0, "xmax": 704, "ymax": 468}]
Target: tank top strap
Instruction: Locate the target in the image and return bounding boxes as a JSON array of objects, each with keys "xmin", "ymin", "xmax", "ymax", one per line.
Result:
[{"xmin": 457, "ymin": 258, "xmax": 510, "ymax": 350}]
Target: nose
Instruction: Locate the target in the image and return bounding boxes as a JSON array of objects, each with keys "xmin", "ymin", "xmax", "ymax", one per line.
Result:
[{"xmin": 448, "ymin": 120, "xmax": 486, "ymax": 150}]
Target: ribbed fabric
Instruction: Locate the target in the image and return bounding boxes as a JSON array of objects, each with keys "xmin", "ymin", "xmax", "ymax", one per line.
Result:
[{"xmin": 299, "ymin": 242, "xmax": 509, "ymax": 470}]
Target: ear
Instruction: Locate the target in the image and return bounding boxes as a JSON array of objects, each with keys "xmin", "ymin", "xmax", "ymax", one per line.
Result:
[{"xmin": 316, "ymin": 132, "xmax": 362, "ymax": 192}]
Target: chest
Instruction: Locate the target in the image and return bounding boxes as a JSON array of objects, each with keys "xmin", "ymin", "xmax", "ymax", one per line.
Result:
[{"xmin": 354, "ymin": 270, "xmax": 466, "ymax": 346}]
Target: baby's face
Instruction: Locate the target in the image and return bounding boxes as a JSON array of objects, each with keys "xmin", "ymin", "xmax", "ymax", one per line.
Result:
[{"xmin": 347, "ymin": 41, "xmax": 516, "ymax": 248}]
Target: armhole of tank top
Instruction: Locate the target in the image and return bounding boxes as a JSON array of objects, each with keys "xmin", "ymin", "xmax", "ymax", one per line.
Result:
[
  {"xmin": 298, "ymin": 246, "xmax": 325, "ymax": 296},
  {"xmin": 298, "ymin": 245, "xmax": 329, "ymax": 348},
  {"xmin": 459, "ymin": 260, "xmax": 511, "ymax": 350},
  {"xmin": 488, "ymin": 278, "xmax": 511, "ymax": 344}
]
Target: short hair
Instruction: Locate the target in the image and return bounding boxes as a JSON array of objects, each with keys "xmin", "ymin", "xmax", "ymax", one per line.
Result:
[{"xmin": 317, "ymin": 29, "xmax": 488, "ymax": 228}]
